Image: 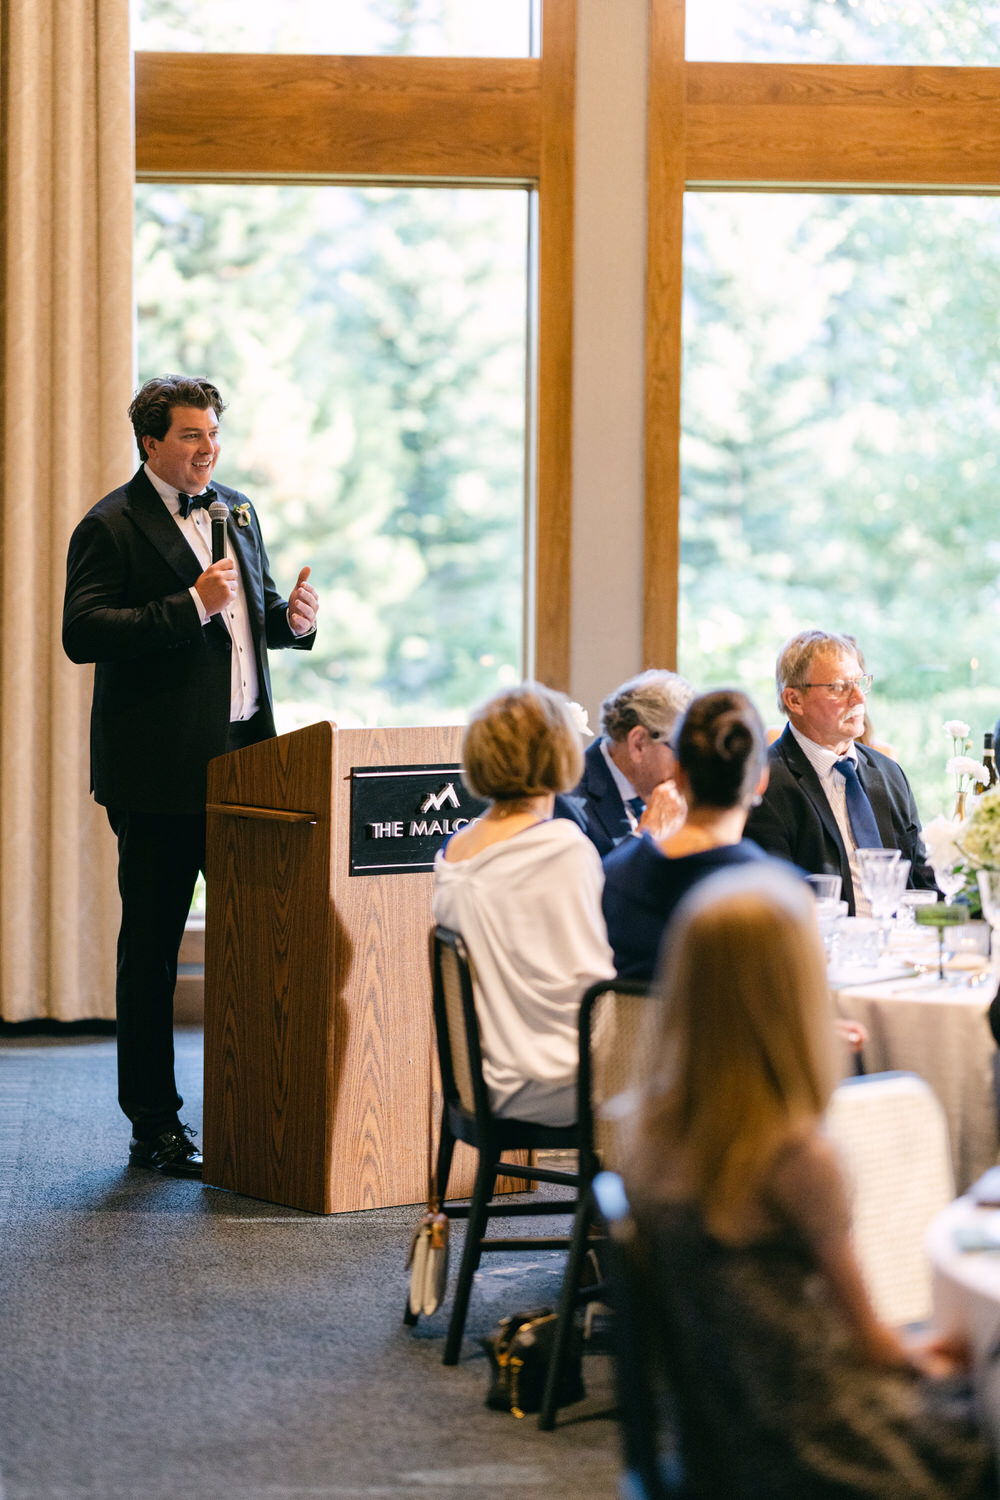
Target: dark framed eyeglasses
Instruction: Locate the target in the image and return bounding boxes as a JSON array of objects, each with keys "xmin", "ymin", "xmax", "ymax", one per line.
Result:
[{"xmin": 799, "ymin": 674, "xmax": 874, "ymax": 700}]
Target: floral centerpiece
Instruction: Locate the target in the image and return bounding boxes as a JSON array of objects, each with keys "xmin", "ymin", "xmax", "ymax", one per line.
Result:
[
  {"xmin": 943, "ymin": 719, "xmax": 987, "ymax": 820},
  {"xmin": 958, "ymin": 787, "xmax": 1000, "ymax": 871},
  {"xmin": 919, "ymin": 722, "xmax": 990, "ymax": 911}
]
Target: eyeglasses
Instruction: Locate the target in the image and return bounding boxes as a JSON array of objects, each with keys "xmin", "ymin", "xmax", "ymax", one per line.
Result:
[{"xmin": 799, "ymin": 674, "xmax": 874, "ymax": 699}]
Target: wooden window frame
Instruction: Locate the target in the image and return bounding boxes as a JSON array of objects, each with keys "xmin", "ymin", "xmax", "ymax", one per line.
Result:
[
  {"xmin": 646, "ymin": 0, "xmax": 1000, "ymax": 666},
  {"xmin": 134, "ymin": 0, "xmax": 576, "ymax": 689}
]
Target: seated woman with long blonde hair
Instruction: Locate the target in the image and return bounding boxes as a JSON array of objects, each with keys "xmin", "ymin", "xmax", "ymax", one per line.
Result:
[
  {"xmin": 433, "ymin": 682, "xmax": 614, "ymax": 1128},
  {"xmin": 626, "ymin": 866, "xmax": 992, "ymax": 1499}
]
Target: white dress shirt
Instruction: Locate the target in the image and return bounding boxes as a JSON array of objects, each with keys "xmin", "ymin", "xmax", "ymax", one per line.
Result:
[
  {"xmin": 144, "ymin": 464, "xmax": 260, "ymax": 721},
  {"xmin": 788, "ymin": 723, "xmax": 871, "ymax": 916},
  {"xmin": 600, "ymin": 738, "xmax": 642, "ymax": 833}
]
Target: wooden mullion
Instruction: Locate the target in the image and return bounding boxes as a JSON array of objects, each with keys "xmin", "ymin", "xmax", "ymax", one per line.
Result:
[
  {"xmin": 534, "ymin": 0, "xmax": 576, "ymax": 690},
  {"xmin": 685, "ymin": 62, "xmax": 1000, "ymax": 190},
  {"xmin": 135, "ymin": 52, "xmax": 540, "ymax": 182},
  {"xmin": 643, "ymin": 0, "xmax": 685, "ymax": 670}
]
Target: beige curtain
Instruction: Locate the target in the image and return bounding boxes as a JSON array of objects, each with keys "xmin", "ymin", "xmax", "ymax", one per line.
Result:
[{"xmin": 0, "ymin": 0, "xmax": 133, "ymax": 1020}]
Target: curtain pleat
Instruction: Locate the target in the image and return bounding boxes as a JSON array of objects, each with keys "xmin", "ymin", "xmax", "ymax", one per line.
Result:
[{"xmin": 1, "ymin": 0, "xmax": 133, "ymax": 1019}]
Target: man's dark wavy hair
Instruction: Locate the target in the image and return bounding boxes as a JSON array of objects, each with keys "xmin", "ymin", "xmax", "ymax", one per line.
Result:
[{"xmin": 128, "ymin": 374, "xmax": 227, "ymax": 463}]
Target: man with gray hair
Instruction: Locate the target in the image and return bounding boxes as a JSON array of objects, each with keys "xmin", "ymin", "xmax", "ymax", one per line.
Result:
[
  {"xmin": 556, "ymin": 669, "xmax": 696, "ymax": 856},
  {"xmin": 745, "ymin": 629, "xmax": 935, "ymax": 913}
]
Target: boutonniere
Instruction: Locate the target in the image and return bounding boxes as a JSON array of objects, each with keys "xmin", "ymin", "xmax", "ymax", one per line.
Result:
[{"xmin": 234, "ymin": 502, "xmax": 251, "ymax": 528}]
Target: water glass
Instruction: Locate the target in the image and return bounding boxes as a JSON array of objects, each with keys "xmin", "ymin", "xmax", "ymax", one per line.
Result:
[
  {"xmin": 895, "ymin": 889, "xmax": 938, "ymax": 928},
  {"xmin": 815, "ymin": 897, "xmax": 848, "ymax": 960},
  {"xmin": 836, "ymin": 917, "xmax": 881, "ymax": 970},
  {"xmin": 805, "ymin": 874, "xmax": 842, "ymax": 903},
  {"xmin": 855, "ymin": 847, "xmax": 901, "ymax": 870},
  {"xmin": 942, "ymin": 919, "xmax": 991, "ymax": 981}
]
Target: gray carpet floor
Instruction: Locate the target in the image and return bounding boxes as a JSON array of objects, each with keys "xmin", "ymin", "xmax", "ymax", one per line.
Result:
[{"xmin": 0, "ymin": 1029, "xmax": 621, "ymax": 1500}]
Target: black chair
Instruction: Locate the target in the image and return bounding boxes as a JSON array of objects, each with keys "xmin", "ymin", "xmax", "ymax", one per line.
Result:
[
  {"xmin": 592, "ymin": 1171, "xmax": 688, "ymax": 1500},
  {"xmin": 539, "ymin": 976, "xmax": 656, "ymax": 1430},
  {"xmin": 413, "ymin": 925, "xmax": 580, "ymax": 1365}
]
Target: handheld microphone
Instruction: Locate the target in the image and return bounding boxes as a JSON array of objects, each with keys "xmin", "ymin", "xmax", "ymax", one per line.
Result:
[{"xmin": 209, "ymin": 499, "xmax": 229, "ymax": 564}]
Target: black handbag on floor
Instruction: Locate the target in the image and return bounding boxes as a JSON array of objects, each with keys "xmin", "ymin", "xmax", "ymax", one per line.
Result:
[{"xmin": 480, "ymin": 1307, "xmax": 584, "ymax": 1418}]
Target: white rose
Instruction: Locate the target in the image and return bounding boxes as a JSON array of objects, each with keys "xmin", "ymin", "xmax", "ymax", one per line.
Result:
[
  {"xmin": 946, "ymin": 756, "xmax": 988, "ymax": 782},
  {"xmin": 922, "ymin": 813, "xmax": 965, "ymax": 872},
  {"xmin": 943, "ymin": 719, "xmax": 971, "ymax": 741}
]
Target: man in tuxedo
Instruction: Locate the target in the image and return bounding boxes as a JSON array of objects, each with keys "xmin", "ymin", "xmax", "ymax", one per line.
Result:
[
  {"xmin": 63, "ymin": 375, "xmax": 319, "ymax": 1176},
  {"xmin": 556, "ymin": 669, "xmax": 695, "ymax": 856},
  {"xmin": 745, "ymin": 629, "xmax": 935, "ymax": 913}
]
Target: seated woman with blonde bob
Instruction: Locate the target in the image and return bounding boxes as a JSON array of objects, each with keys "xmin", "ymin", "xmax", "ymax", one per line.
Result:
[
  {"xmin": 432, "ymin": 683, "xmax": 615, "ymax": 1128},
  {"xmin": 602, "ymin": 689, "xmax": 780, "ymax": 980},
  {"xmin": 625, "ymin": 867, "xmax": 992, "ymax": 1500}
]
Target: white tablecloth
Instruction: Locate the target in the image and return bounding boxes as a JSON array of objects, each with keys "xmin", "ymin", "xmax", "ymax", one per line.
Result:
[
  {"xmin": 929, "ymin": 1197, "xmax": 1000, "ymax": 1452},
  {"xmin": 835, "ymin": 974, "xmax": 998, "ymax": 1192}
]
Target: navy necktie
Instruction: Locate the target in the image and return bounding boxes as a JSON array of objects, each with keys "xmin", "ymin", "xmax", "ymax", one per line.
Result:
[
  {"xmin": 177, "ymin": 487, "xmax": 215, "ymax": 519},
  {"xmin": 627, "ymin": 795, "xmax": 645, "ymax": 820},
  {"xmin": 833, "ymin": 758, "xmax": 882, "ymax": 850}
]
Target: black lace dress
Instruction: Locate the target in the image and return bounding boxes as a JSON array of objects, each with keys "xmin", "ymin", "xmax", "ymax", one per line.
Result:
[{"xmin": 639, "ymin": 1138, "xmax": 995, "ymax": 1499}]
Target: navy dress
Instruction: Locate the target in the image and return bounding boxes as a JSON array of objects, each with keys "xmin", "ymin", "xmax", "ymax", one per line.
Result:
[{"xmin": 601, "ymin": 834, "xmax": 776, "ymax": 980}]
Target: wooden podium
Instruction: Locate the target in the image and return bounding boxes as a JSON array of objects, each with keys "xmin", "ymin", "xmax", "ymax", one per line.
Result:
[{"xmin": 202, "ymin": 721, "xmax": 474, "ymax": 1214}]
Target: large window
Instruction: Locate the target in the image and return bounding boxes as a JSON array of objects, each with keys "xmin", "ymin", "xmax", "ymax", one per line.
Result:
[
  {"xmin": 686, "ymin": 0, "xmax": 1000, "ymax": 65},
  {"xmin": 135, "ymin": 0, "xmax": 536, "ymax": 56},
  {"xmin": 136, "ymin": 183, "xmax": 530, "ymax": 729},
  {"xmin": 646, "ymin": 2, "xmax": 1000, "ymax": 823},
  {"xmin": 679, "ymin": 191, "xmax": 1000, "ymax": 810}
]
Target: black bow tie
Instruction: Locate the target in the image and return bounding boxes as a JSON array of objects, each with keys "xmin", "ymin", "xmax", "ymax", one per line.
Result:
[{"xmin": 177, "ymin": 487, "xmax": 216, "ymax": 519}]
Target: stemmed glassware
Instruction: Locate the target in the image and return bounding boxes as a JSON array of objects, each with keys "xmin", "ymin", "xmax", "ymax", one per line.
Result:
[
  {"xmin": 858, "ymin": 853, "xmax": 910, "ymax": 954},
  {"xmin": 932, "ymin": 863, "xmax": 967, "ymax": 905},
  {"xmin": 915, "ymin": 900, "xmax": 970, "ymax": 981},
  {"xmin": 976, "ymin": 870, "xmax": 1000, "ymax": 976}
]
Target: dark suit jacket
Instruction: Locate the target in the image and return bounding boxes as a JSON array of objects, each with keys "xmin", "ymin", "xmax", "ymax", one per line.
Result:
[
  {"xmin": 554, "ymin": 737, "xmax": 633, "ymax": 857},
  {"xmin": 744, "ymin": 724, "xmax": 935, "ymax": 914},
  {"xmin": 63, "ymin": 467, "xmax": 313, "ymax": 814}
]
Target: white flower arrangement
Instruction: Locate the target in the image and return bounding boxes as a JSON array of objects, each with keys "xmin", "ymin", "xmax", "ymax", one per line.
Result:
[
  {"xmin": 946, "ymin": 754, "xmax": 989, "ymax": 790},
  {"xmin": 958, "ymin": 787, "xmax": 1000, "ymax": 870},
  {"xmin": 566, "ymin": 700, "xmax": 594, "ymax": 737},
  {"xmin": 944, "ymin": 719, "xmax": 971, "ymax": 744},
  {"xmin": 923, "ymin": 813, "xmax": 966, "ymax": 875}
]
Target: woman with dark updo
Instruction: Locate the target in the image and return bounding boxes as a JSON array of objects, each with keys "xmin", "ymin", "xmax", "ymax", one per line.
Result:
[{"xmin": 602, "ymin": 689, "xmax": 784, "ymax": 980}]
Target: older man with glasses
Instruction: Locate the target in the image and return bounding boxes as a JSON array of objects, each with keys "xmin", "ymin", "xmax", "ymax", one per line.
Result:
[{"xmin": 745, "ymin": 629, "xmax": 937, "ymax": 914}]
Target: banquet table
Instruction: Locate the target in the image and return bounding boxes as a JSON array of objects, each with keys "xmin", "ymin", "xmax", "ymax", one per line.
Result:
[
  {"xmin": 833, "ymin": 945, "xmax": 999, "ymax": 1193},
  {"xmin": 929, "ymin": 1197, "xmax": 1000, "ymax": 1454}
]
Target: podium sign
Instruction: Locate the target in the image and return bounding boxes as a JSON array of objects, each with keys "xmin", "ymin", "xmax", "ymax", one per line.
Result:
[{"xmin": 349, "ymin": 763, "xmax": 486, "ymax": 875}]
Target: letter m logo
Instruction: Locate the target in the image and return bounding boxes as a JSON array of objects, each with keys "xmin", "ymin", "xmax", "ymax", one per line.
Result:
[{"xmin": 420, "ymin": 781, "xmax": 461, "ymax": 814}]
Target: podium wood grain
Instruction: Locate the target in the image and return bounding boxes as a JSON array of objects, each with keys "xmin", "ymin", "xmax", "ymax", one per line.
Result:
[{"xmin": 203, "ymin": 722, "xmax": 508, "ymax": 1214}]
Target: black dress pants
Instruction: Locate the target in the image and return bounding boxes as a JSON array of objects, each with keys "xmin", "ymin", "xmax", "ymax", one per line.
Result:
[
  {"xmin": 106, "ymin": 806, "xmax": 206, "ymax": 1135},
  {"xmin": 106, "ymin": 713, "xmax": 268, "ymax": 1136}
]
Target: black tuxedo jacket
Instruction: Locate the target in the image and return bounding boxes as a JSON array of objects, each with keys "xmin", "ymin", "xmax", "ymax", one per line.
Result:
[
  {"xmin": 744, "ymin": 724, "xmax": 935, "ymax": 913},
  {"xmin": 63, "ymin": 467, "xmax": 313, "ymax": 815},
  {"xmin": 554, "ymin": 737, "xmax": 632, "ymax": 857}
]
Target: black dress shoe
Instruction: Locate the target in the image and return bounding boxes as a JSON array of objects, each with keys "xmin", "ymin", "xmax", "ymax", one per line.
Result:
[{"xmin": 128, "ymin": 1123, "xmax": 203, "ymax": 1178}]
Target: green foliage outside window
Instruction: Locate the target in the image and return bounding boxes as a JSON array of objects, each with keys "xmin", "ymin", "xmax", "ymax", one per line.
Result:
[
  {"xmin": 136, "ymin": 182, "xmax": 528, "ymax": 730},
  {"xmin": 680, "ymin": 3, "xmax": 1000, "ymax": 816}
]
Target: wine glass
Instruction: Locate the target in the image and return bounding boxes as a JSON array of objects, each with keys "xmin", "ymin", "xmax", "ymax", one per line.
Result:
[
  {"xmin": 860, "ymin": 858, "xmax": 910, "ymax": 954},
  {"xmin": 932, "ymin": 864, "xmax": 967, "ymax": 905},
  {"xmin": 976, "ymin": 869, "xmax": 1000, "ymax": 974}
]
